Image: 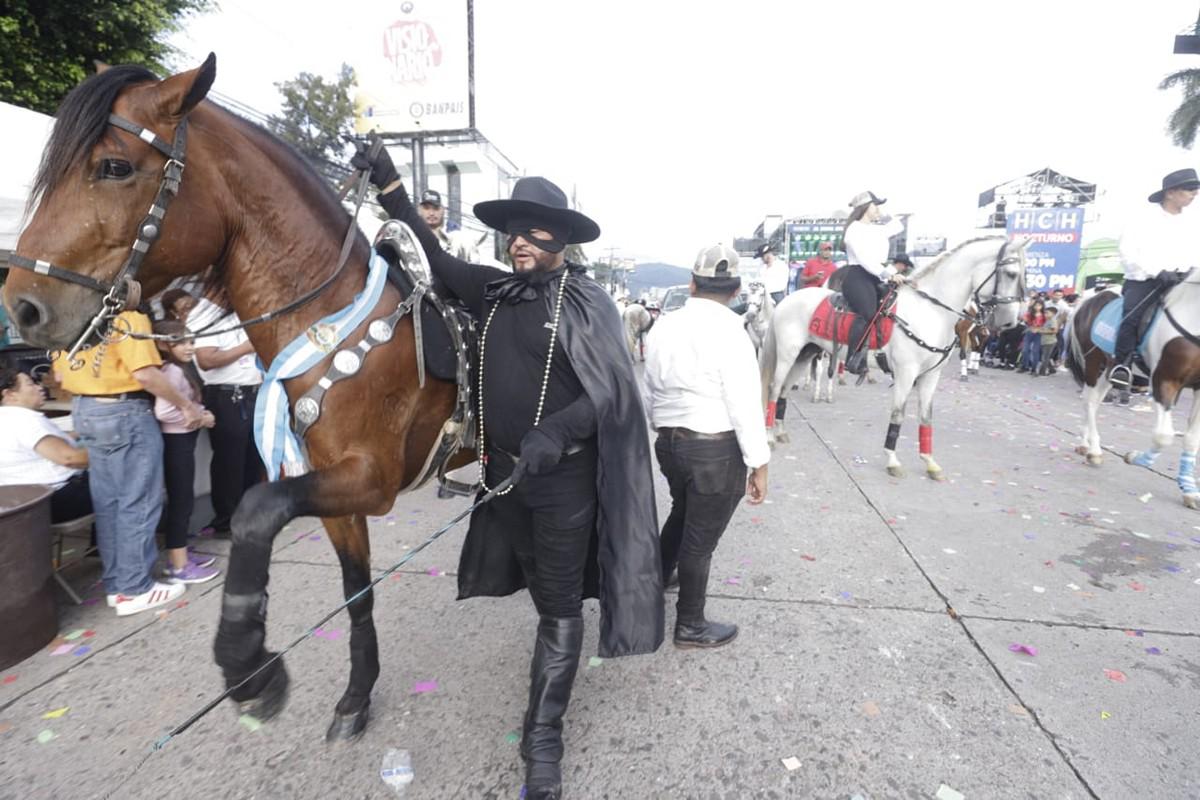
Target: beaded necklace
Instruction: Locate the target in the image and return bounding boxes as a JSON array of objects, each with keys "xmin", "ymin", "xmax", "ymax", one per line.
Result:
[{"xmin": 477, "ymin": 271, "xmax": 569, "ymax": 495}]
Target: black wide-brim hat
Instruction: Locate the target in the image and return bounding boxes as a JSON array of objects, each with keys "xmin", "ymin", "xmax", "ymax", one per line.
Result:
[
  {"xmin": 474, "ymin": 177, "xmax": 601, "ymax": 244},
  {"xmin": 1148, "ymin": 168, "xmax": 1200, "ymax": 203}
]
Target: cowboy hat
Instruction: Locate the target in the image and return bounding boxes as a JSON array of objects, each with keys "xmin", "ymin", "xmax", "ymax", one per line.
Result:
[
  {"xmin": 754, "ymin": 243, "xmax": 776, "ymax": 259},
  {"xmin": 1148, "ymin": 168, "xmax": 1200, "ymax": 203},
  {"xmin": 848, "ymin": 190, "xmax": 887, "ymax": 209},
  {"xmin": 474, "ymin": 177, "xmax": 600, "ymax": 244}
]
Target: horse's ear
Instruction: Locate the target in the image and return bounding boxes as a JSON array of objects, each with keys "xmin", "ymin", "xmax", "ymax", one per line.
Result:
[
  {"xmin": 156, "ymin": 52, "xmax": 217, "ymax": 119},
  {"xmin": 1010, "ymin": 234, "xmax": 1034, "ymax": 251},
  {"xmin": 94, "ymin": 60, "xmax": 111, "ymax": 74}
]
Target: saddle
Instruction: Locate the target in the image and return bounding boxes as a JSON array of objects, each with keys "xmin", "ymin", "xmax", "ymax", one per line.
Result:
[
  {"xmin": 810, "ymin": 292, "xmax": 896, "ymax": 349},
  {"xmin": 1089, "ymin": 292, "xmax": 1161, "ymax": 362}
]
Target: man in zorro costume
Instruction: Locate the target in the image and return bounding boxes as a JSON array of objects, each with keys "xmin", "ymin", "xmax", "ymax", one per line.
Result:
[{"xmin": 354, "ymin": 145, "xmax": 663, "ymax": 800}]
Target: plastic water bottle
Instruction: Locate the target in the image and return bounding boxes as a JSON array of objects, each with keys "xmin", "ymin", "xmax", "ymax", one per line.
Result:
[{"xmin": 380, "ymin": 749, "xmax": 414, "ymax": 795}]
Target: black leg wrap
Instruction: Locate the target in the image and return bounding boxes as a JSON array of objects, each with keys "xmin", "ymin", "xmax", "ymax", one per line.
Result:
[
  {"xmin": 776, "ymin": 397, "xmax": 788, "ymax": 421},
  {"xmin": 522, "ymin": 616, "xmax": 583, "ymax": 800},
  {"xmin": 885, "ymin": 422, "xmax": 901, "ymax": 451}
]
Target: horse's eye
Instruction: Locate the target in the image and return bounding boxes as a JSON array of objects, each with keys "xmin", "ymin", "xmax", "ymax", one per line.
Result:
[{"xmin": 98, "ymin": 159, "xmax": 133, "ymax": 180}]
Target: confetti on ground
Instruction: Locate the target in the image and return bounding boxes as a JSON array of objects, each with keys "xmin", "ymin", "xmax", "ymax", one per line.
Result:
[
  {"xmin": 942, "ymin": 548, "xmax": 957, "ymax": 555},
  {"xmin": 0, "ymin": 722, "xmax": 11, "ymax": 734},
  {"xmin": 1, "ymin": 675, "xmax": 16, "ymax": 685},
  {"xmin": 82, "ymin": 630, "xmax": 95, "ymax": 638},
  {"xmin": 1100, "ymin": 711, "xmax": 1111, "ymax": 719},
  {"xmin": 1008, "ymin": 704, "xmax": 1029, "ymax": 716},
  {"xmin": 1104, "ymin": 669, "xmax": 1128, "ymax": 683},
  {"xmin": 412, "ymin": 680, "xmax": 439, "ymax": 694},
  {"xmin": 1138, "ymin": 493, "xmax": 1153, "ymax": 503},
  {"xmin": 426, "ymin": 567, "xmax": 444, "ymax": 577},
  {"xmin": 587, "ymin": 656, "xmax": 603, "ymax": 668},
  {"xmin": 41, "ymin": 707, "xmax": 69, "ymax": 719},
  {"xmin": 1129, "ymin": 581, "xmax": 1146, "ymax": 592},
  {"xmin": 505, "ymin": 732, "xmax": 520, "ymax": 744},
  {"xmin": 800, "ymin": 554, "xmax": 816, "ymax": 562},
  {"xmin": 36, "ymin": 729, "xmax": 56, "ymax": 744},
  {"xmin": 313, "ymin": 628, "xmax": 342, "ymax": 641},
  {"xmin": 49, "ymin": 645, "xmax": 73, "ymax": 656},
  {"xmin": 724, "ymin": 577, "xmax": 741, "ymax": 585},
  {"xmin": 1032, "ymin": 586, "xmax": 1045, "ymax": 594},
  {"xmin": 62, "ymin": 629, "xmax": 85, "ymax": 641},
  {"xmin": 861, "ymin": 701, "xmax": 880, "ymax": 718},
  {"xmin": 1146, "ymin": 647, "xmax": 1162, "ymax": 655},
  {"xmin": 72, "ymin": 646, "xmax": 90, "ymax": 657},
  {"xmin": 1008, "ymin": 643, "xmax": 1038, "ymax": 656},
  {"xmin": 935, "ymin": 784, "xmax": 964, "ymax": 800},
  {"xmin": 307, "ymin": 534, "xmax": 321, "ymax": 541},
  {"xmin": 238, "ymin": 714, "xmax": 263, "ymax": 732},
  {"xmin": 1124, "ymin": 630, "xmax": 1144, "ymax": 638},
  {"xmin": 781, "ymin": 756, "xmax": 802, "ymax": 771}
]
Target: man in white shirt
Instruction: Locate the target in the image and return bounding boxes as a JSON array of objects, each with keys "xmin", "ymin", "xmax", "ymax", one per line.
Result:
[
  {"xmin": 194, "ymin": 309, "xmax": 264, "ymax": 534},
  {"xmin": 759, "ymin": 243, "xmax": 789, "ymax": 305},
  {"xmin": 644, "ymin": 244, "xmax": 770, "ymax": 649},
  {"xmin": 1112, "ymin": 168, "xmax": 1200, "ymax": 387}
]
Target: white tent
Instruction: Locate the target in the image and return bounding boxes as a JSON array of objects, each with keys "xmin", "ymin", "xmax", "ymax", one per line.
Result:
[{"xmin": 0, "ymin": 101, "xmax": 54, "ymax": 251}]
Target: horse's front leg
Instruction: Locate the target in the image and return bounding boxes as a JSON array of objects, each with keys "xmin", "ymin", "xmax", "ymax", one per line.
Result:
[
  {"xmin": 1124, "ymin": 397, "xmax": 1176, "ymax": 470},
  {"xmin": 324, "ymin": 513, "xmax": 381, "ymax": 742},
  {"xmin": 1174, "ymin": 389, "xmax": 1200, "ymax": 509},
  {"xmin": 914, "ymin": 369, "xmax": 946, "ymax": 481},
  {"xmin": 1077, "ymin": 381, "xmax": 1107, "ymax": 465},
  {"xmin": 884, "ymin": 362, "xmax": 918, "ymax": 478}
]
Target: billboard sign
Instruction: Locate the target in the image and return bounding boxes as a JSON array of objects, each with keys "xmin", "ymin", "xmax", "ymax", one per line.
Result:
[
  {"xmin": 353, "ymin": 1, "xmax": 472, "ymax": 135},
  {"xmin": 1005, "ymin": 207, "xmax": 1084, "ymax": 291}
]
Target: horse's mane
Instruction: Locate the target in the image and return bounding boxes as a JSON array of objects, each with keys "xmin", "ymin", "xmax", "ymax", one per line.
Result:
[
  {"xmin": 909, "ymin": 236, "xmax": 1007, "ymax": 280},
  {"xmin": 30, "ymin": 64, "xmax": 159, "ymax": 209}
]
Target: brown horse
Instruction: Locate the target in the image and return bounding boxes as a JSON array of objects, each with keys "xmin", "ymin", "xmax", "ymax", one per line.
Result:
[
  {"xmin": 954, "ymin": 305, "xmax": 989, "ymax": 382},
  {"xmin": 3, "ymin": 56, "xmax": 466, "ymax": 739},
  {"xmin": 1066, "ymin": 280, "xmax": 1200, "ymax": 507}
]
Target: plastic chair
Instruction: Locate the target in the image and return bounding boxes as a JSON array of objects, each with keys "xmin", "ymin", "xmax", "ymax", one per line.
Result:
[{"xmin": 50, "ymin": 513, "xmax": 96, "ymax": 604}]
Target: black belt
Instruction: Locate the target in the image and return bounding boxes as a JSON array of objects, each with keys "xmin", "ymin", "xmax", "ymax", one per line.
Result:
[
  {"xmin": 657, "ymin": 427, "xmax": 736, "ymax": 441},
  {"xmin": 84, "ymin": 390, "xmax": 153, "ymax": 402},
  {"xmin": 489, "ymin": 440, "xmax": 588, "ymax": 464},
  {"xmin": 206, "ymin": 384, "xmax": 258, "ymax": 393}
]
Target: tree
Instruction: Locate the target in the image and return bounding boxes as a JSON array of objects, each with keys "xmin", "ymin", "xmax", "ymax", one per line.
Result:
[
  {"xmin": 0, "ymin": 1, "xmax": 211, "ymax": 114},
  {"xmin": 269, "ymin": 64, "xmax": 357, "ymax": 165},
  {"xmin": 1161, "ymin": 11, "xmax": 1200, "ymax": 148}
]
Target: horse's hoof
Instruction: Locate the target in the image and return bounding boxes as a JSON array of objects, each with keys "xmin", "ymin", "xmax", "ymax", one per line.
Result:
[
  {"xmin": 1184, "ymin": 494, "xmax": 1200, "ymax": 510},
  {"xmin": 236, "ymin": 658, "xmax": 290, "ymax": 723},
  {"xmin": 325, "ymin": 701, "xmax": 370, "ymax": 743},
  {"xmin": 886, "ymin": 465, "xmax": 905, "ymax": 478},
  {"xmin": 927, "ymin": 469, "xmax": 947, "ymax": 482},
  {"xmin": 1086, "ymin": 453, "xmax": 1103, "ymax": 466},
  {"xmin": 776, "ymin": 432, "xmax": 791, "ymax": 444},
  {"xmin": 1124, "ymin": 451, "xmax": 1137, "ymax": 465}
]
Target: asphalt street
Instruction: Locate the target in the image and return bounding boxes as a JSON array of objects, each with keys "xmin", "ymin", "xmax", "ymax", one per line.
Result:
[{"xmin": 1, "ymin": 361, "xmax": 1197, "ymax": 799}]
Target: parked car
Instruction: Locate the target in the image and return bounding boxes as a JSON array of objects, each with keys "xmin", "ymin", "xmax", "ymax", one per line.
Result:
[{"xmin": 660, "ymin": 284, "xmax": 748, "ymax": 315}]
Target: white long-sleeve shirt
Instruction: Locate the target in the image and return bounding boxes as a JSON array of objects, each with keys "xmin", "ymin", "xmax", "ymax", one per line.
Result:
[
  {"xmin": 843, "ymin": 217, "xmax": 904, "ymax": 279},
  {"xmin": 1118, "ymin": 204, "xmax": 1200, "ymax": 282},
  {"xmin": 643, "ymin": 297, "xmax": 770, "ymax": 468},
  {"xmin": 763, "ymin": 258, "xmax": 790, "ymax": 294}
]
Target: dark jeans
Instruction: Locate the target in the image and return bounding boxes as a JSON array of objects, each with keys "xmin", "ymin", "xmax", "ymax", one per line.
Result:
[
  {"xmin": 51, "ymin": 471, "xmax": 93, "ymax": 524},
  {"xmin": 203, "ymin": 384, "xmax": 264, "ymax": 530},
  {"xmin": 654, "ymin": 433, "xmax": 747, "ymax": 581},
  {"xmin": 161, "ymin": 430, "xmax": 199, "ymax": 550},
  {"xmin": 484, "ymin": 444, "xmax": 597, "ymax": 619},
  {"xmin": 1114, "ymin": 278, "xmax": 1158, "ymax": 363},
  {"xmin": 1020, "ymin": 331, "xmax": 1041, "ymax": 371},
  {"xmin": 842, "ymin": 264, "xmax": 883, "ymax": 353}
]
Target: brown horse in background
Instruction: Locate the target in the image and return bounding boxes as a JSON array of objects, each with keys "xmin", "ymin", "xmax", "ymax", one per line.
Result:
[{"xmin": 3, "ymin": 56, "xmax": 465, "ymax": 740}]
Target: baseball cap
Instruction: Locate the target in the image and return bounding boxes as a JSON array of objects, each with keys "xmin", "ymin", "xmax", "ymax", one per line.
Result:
[
  {"xmin": 419, "ymin": 189, "xmax": 442, "ymax": 207},
  {"xmin": 693, "ymin": 244, "xmax": 740, "ymax": 278}
]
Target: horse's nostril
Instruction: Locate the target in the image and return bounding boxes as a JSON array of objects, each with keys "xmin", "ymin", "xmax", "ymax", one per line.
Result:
[{"xmin": 14, "ymin": 298, "xmax": 42, "ymax": 329}]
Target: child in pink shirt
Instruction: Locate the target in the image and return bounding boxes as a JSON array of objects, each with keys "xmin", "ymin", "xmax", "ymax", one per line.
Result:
[{"xmin": 153, "ymin": 319, "xmax": 219, "ymax": 584}]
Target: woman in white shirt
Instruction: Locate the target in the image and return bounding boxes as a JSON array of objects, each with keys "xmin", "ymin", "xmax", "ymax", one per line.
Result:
[
  {"xmin": 0, "ymin": 366, "xmax": 91, "ymax": 522},
  {"xmin": 840, "ymin": 190, "xmax": 905, "ymax": 375}
]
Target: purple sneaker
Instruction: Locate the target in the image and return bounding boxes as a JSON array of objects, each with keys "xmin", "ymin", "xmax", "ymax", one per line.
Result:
[
  {"xmin": 188, "ymin": 549, "xmax": 217, "ymax": 569},
  {"xmin": 165, "ymin": 563, "xmax": 220, "ymax": 585}
]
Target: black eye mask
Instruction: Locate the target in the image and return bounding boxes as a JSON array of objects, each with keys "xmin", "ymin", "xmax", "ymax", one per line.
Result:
[{"xmin": 506, "ymin": 218, "xmax": 568, "ymax": 254}]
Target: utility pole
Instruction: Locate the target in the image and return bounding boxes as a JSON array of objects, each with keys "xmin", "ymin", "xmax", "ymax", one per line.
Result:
[{"xmin": 604, "ymin": 247, "xmax": 619, "ymax": 295}]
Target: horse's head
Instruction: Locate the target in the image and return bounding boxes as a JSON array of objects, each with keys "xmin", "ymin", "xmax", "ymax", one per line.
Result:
[
  {"xmin": 6, "ymin": 55, "xmax": 224, "ymax": 348},
  {"xmin": 973, "ymin": 236, "xmax": 1030, "ymax": 331}
]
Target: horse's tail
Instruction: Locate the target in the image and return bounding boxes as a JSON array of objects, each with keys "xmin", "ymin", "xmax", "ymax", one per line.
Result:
[
  {"xmin": 760, "ymin": 315, "xmax": 779, "ymax": 422},
  {"xmin": 1065, "ymin": 313, "xmax": 1088, "ymax": 387}
]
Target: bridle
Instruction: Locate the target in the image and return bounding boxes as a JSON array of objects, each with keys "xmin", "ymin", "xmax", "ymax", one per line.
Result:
[
  {"xmin": 905, "ymin": 241, "xmax": 1025, "ymax": 325},
  {"xmin": 6, "ymin": 109, "xmax": 380, "ymax": 367},
  {"xmin": 7, "ymin": 113, "xmax": 189, "ymax": 364}
]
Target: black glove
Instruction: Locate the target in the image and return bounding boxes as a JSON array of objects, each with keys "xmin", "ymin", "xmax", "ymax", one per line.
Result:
[
  {"xmin": 351, "ymin": 140, "xmax": 400, "ymax": 191},
  {"xmin": 1156, "ymin": 269, "xmax": 1184, "ymax": 288},
  {"xmin": 511, "ymin": 427, "xmax": 565, "ymax": 485}
]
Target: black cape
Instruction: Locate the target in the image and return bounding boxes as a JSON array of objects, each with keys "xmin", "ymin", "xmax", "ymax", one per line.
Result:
[{"xmin": 456, "ymin": 264, "xmax": 665, "ymax": 658}]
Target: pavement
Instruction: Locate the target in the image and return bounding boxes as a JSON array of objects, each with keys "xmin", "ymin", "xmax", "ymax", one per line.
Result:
[{"xmin": 1, "ymin": 362, "xmax": 1197, "ymax": 799}]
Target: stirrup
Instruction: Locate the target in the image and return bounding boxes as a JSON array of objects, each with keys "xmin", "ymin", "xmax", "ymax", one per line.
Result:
[{"xmin": 1109, "ymin": 362, "xmax": 1132, "ymax": 389}]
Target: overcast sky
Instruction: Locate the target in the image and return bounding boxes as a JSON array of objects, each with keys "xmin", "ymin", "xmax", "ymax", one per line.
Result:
[{"xmin": 170, "ymin": 0, "xmax": 1200, "ymax": 264}]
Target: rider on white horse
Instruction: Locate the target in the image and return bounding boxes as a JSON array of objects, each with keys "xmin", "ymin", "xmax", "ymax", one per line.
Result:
[{"xmin": 840, "ymin": 191, "xmax": 906, "ymax": 376}]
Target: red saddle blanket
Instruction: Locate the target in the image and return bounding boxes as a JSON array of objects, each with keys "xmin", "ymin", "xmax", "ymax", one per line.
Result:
[{"xmin": 808, "ymin": 296, "xmax": 894, "ymax": 348}]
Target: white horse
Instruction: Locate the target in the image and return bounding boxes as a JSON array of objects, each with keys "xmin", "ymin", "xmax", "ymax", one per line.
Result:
[
  {"xmin": 742, "ymin": 281, "xmax": 772, "ymax": 354},
  {"xmin": 1066, "ymin": 275, "xmax": 1200, "ymax": 507},
  {"xmin": 761, "ymin": 236, "xmax": 1029, "ymax": 478},
  {"xmin": 622, "ymin": 302, "xmax": 654, "ymax": 361}
]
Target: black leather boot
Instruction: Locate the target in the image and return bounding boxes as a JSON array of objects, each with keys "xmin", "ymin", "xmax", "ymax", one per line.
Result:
[
  {"xmin": 521, "ymin": 616, "xmax": 583, "ymax": 800},
  {"xmin": 673, "ymin": 555, "xmax": 737, "ymax": 649}
]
